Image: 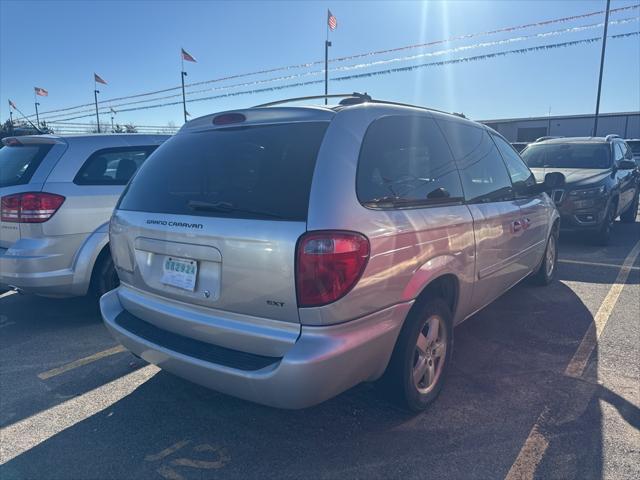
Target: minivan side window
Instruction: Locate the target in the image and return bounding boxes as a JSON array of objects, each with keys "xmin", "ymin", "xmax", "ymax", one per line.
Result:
[
  {"xmin": 74, "ymin": 147, "xmax": 156, "ymax": 186},
  {"xmin": 436, "ymin": 119, "xmax": 513, "ymax": 203},
  {"xmin": 491, "ymin": 134, "xmax": 536, "ymax": 197},
  {"xmin": 356, "ymin": 115, "xmax": 464, "ymax": 208}
]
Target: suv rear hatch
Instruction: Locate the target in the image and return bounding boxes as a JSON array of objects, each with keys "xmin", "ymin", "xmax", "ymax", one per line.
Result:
[
  {"xmin": 112, "ymin": 110, "xmax": 332, "ymax": 325},
  {"xmin": 0, "ymin": 137, "xmax": 65, "ymax": 249}
]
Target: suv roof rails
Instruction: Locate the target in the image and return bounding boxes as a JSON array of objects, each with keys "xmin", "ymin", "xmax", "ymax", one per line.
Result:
[
  {"xmin": 254, "ymin": 92, "xmax": 452, "ymax": 116},
  {"xmin": 535, "ymin": 136, "xmax": 564, "ymax": 142},
  {"xmin": 605, "ymin": 134, "xmax": 620, "ymax": 141},
  {"xmin": 253, "ymin": 92, "xmax": 371, "ymax": 108}
]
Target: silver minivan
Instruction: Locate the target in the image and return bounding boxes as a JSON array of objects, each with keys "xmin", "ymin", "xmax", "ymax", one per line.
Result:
[
  {"xmin": 101, "ymin": 95, "xmax": 562, "ymax": 410},
  {"xmin": 0, "ymin": 134, "xmax": 168, "ymax": 298}
]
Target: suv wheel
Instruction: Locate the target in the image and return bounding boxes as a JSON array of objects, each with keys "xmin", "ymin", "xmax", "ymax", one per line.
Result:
[
  {"xmin": 91, "ymin": 252, "xmax": 119, "ymax": 299},
  {"xmin": 532, "ymin": 228, "xmax": 558, "ymax": 286},
  {"xmin": 620, "ymin": 190, "xmax": 639, "ymax": 224},
  {"xmin": 595, "ymin": 203, "xmax": 616, "ymax": 246},
  {"xmin": 382, "ymin": 298, "xmax": 453, "ymax": 412}
]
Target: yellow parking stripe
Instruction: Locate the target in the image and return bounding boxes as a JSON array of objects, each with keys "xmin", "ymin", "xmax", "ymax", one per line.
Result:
[
  {"xmin": 558, "ymin": 258, "xmax": 640, "ymax": 271},
  {"xmin": 505, "ymin": 238, "xmax": 640, "ymax": 480},
  {"xmin": 37, "ymin": 345, "xmax": 127, "ymax": 380}
]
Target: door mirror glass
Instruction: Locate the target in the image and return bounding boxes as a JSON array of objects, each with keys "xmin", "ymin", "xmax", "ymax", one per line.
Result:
[{"xmin": 618, "ymin": 159, "xmax": 637, "ymax": 170}]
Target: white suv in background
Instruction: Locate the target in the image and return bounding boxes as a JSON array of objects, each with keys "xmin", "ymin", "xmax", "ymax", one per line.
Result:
[{"xmin": 0, "ymin": 134, "xmax": 169, "ymax": 298}]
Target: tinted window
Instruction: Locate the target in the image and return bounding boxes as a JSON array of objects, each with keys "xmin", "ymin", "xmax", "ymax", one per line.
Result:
[
  {"xmin": 521, "ymin": 143, "xmax": 611, "ymax": 169},
  {"xmin": 437, "ymin": 119, "xmax": 513, "ymax": 203},
  {"xmin": 119, "ymin": 122, "xmax": 328, "ymax": 221},
  {"xmin": 492, "ymin": 134, "xmax": 536, "ymax": 196},
  {"xmin": 0, "ymin": 144, "xmax": 53, "ymax": 187},
  {"xmin": 627, "ymin": 140, "xmax": 640, "ymax": 155},
  {"xmin": 614, "ymin": 143, "xmax": 625, "ymax": 162},
  {"xmin": 74, "ymin": 147, "xmax": 156, "ymax": 185},
  {"xmin": 357, "ymin": 116, "xmax": 463, "ymax": 207}
]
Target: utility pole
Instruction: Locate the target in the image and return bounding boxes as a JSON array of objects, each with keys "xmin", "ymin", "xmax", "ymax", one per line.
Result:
[
  {"xmin": 593, "ymin": 0, "xmax": 611, "ymax": 137},
  {"xmin": 547, "ymin": 107, "xmax": 552, "ymax": 136}
]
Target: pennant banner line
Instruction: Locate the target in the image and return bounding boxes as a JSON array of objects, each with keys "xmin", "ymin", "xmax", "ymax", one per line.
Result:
[
  {"xmin": 34, "ymin": 17, "xmax": 639, "ymax": 123},
  {"xmin": 38, "ymin": 31, "xmax": 639, "ymax": 123},
  {"xmin": 26, "ymin": 4, "xmax": 639, "ymax": 119}
]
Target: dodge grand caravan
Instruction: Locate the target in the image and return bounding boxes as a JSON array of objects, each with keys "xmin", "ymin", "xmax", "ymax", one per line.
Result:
[{"xmin": 101, "ymin": 94, "xmax": 563, "ymax": 410}]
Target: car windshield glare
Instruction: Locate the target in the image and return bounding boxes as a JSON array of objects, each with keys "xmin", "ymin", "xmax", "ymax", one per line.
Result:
[{"xmin": 521, "ymin": 143, "xmax": 611, "ymax": 169}]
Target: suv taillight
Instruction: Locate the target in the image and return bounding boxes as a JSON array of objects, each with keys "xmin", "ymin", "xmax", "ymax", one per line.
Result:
[
  {"xmin": 296, "ymin": 231, "xmax": 370, "ymax": 307},
  {"xmin": 1, "ymin": 192, "xmax": 65, "ymax": 223}
]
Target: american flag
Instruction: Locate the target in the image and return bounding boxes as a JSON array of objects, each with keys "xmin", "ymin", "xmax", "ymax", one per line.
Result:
[
  {"xmin": 8, "ymin": 99, "xmax": 17, "ymax": 109},
  {"xmin": 328, "ymin": 9, "xmax": 337, "ymax": 31},
  {"xmin": 181, "ymin": 48, "xmax": 197, "ymax": 63},
  {"xmin": 94, "ymin": 73, "xmax": 108, "ymax": 85},
  {"xmin": 34, "ymin": 87, "xmax": 48, "ymax": 97}
]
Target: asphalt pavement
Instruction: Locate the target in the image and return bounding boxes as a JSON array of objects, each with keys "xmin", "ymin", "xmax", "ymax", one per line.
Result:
[{"xmin": 0, "ymin": 220, "xmax": 638, "ymax": 480}]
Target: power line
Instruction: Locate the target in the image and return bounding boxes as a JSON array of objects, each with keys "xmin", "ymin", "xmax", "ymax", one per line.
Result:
[{"xmin": 24, "ymin": 4, "xmax": 639, "ymax": 120}]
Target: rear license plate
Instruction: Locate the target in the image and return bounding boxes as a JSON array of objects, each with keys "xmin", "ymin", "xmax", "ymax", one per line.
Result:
[{"xmin": 161, "ymin": 256, "xmax": 198, "ymax": 291}]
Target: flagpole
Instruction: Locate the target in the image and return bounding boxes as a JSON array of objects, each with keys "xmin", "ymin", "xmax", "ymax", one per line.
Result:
[
  {"xmin": 94, "ymin": 77, "xmax": 101, "ymax": 133},
  {"xmin": 13, "ymin": 103, "xmax": 41, "ymax": 133},
  {"xmin": 181, "ymin": 53, "xmax": 188, "ymax": 124},
  {"xmin": 9, "ymin": 110, "xmax": 14, "ymax": 135},
  {"xmin": 324, "ymin": 14, "xmax": 331, "ymax": 105},
  {"xmin": 34, "ymin": 90, "xmax": 40, "ymax": 127}
]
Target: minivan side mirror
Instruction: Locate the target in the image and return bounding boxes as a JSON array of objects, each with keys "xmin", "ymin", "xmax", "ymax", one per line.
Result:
[
  {"xmin": 618, "ymin": 159, "xmax": 637, "ymax": 170},
  {"xmin": 528, "ymin": 172, "xmax": 565, "ymax": 195}
]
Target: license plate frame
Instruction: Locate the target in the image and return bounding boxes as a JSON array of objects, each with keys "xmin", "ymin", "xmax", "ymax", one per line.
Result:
[{"xmin": 161, "ymin": 256, "xmax": 198, "ymax": 291}]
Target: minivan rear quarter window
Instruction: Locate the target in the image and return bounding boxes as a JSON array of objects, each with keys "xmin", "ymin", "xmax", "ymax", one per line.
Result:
[
  {"xmin": 118, "ymin": 122, "xmax": 329, "ymax": 221},
  {"xmin": 357, "ymin": 115, "xmax": 463, "ymax": 207},
  {"xmin": 0, "ymin": 144, "xmax": 53, "ymax": 187}
]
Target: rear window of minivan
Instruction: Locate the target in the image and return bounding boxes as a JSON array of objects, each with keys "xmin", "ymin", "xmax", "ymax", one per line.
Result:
[
  {"xmin": 0, "ymin": 144, "xmax": 53, "ymax": 187},
  {"xmin": 118, "ymin": 122, "xmax": 329, "ymax": 221}
]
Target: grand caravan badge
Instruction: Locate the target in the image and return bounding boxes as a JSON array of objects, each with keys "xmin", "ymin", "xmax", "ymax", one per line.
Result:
[{"xmin": 146, "ymin": 219, "xmax": 204, "ymax": 229}]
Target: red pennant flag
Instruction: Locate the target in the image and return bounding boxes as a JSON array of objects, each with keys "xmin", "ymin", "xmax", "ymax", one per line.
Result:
[
  {"xmin": 328, "ymin": 9, "xmax": 337, "ymax": 31},
  {"xmin": 181, "ymin": 48, "xmax": 197, "ymax": 63},
  {"xmin": 8, "ymin": 99, "xmax": 17, "ymax": 109},
  {"xmin": 34, "ymin": 86, "xmax": 48, "ymax": 97},
  {"xmin": 94, "ymin": 73, "xmax": 108, "ymax": 85}
]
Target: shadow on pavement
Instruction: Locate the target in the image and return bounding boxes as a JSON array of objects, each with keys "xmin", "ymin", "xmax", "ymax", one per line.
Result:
[{"xmin": 1, "ymin": 277, "xmax": 619, "ymax": 480}]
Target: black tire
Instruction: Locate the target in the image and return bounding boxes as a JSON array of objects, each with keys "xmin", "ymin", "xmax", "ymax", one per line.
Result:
[
  {"xmin": 90, "ymin": 252, "xmax": 119, "ymax": 299},
  {"xmin": 531, "ymin": 227, "xmax": 559, "ymax": 286},
  {"xmin": 594, "ymin": 202, "xmax": 616, "ymax": 246},
  {"xmin": 381, "ymin": 298, "xmax": 453, "ymax": 412},
  {"xmin": 620, "ymin": 189, "xmax": 639, "ymax": 224}
]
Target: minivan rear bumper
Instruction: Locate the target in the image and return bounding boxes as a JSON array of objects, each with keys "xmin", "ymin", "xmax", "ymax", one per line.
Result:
[{"xmin": 100, "ymin": 288, "xmax": 412, "ymax": 409}]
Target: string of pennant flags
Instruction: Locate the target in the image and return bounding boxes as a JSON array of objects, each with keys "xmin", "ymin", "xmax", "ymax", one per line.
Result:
[
  {"xmin": 19, "ymin": 3, "xmax": 638, "ymax": 122},
  {"xmin": 16, "ymin": 30, "xmax": 637, "ymax": 126},
  {"xmin": 28, "ymin": 14, "xmax": 639, "ymax": 124},
  {"xmin": 7, "ymin": 5, "xmax": 639, "ymax": 130}
]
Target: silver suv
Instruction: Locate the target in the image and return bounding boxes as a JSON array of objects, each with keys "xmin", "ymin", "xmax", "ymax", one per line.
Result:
[
  {"xmin": 0, "ymin": 134, "xmax": 168, "ymax": 298},
  {"xmin": 100, "ymin": 95, "xmax": 562, "ymax": 410}
]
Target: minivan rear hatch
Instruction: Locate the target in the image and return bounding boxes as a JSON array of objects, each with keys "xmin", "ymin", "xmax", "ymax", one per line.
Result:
[{"xmin": 113, "ymin": 111, "xmax": 332, "ymax": 324}]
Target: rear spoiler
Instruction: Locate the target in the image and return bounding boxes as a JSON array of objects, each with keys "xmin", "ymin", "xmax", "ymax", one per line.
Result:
[{"xmin": 2, "ymin": 136, "xmax": 67, "ymax": 146}]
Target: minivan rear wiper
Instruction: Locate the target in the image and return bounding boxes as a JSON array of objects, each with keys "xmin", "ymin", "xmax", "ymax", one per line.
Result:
[{"xmin": 187, "ymin": 200, "xmax": 285, "ymax": 220}]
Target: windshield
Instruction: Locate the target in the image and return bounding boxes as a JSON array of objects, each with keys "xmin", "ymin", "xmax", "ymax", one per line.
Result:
[
  {"xmin": 521, "ymin": 143, "xmax": 611, "ymax": 169},
  {"xmin": 627, "ymin": 140, "xmax": 640, "ymax": 155},
  {"xmin": 118, "ymin": 122, "xmax": 329, "ymax": 221},
  {"xmin": 0, "ymin": 143, "xmax": 53, "ymax": 187}
]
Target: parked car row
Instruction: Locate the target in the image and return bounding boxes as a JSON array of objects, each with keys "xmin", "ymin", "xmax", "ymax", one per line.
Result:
[{"xmin": 1, "ymin": 94, "xmax": 638, "ymax": 412}]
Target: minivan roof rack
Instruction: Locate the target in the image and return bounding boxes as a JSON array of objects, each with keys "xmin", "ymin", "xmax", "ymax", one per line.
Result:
[
  {"xmin": 254, "ymin": 92, "xmax": 371, "ymax": 108},
  {"xmin": 535, "ymin": 136, "xmax": 564, "ymax": 142},
  {"xmin": 605, "ymin": 134, "xmax": 620, "ymax": 141}
]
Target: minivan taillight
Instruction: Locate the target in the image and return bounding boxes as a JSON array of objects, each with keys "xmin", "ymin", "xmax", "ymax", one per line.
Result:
[
  {"xmin": 296, "ymin": 231, "xmax": 370, "ymax": 307},
  {"xmin": 1, "ymin": 192, "xmax": 65, "ymax": 223}
]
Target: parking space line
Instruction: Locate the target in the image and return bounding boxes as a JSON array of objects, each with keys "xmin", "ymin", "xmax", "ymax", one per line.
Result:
[
  {"xmin": 505, "ymin": 238, "xmax": 640, "ymax": 480},
  {"xmin": 564, "ymin": 239, "xmax": 640, "ymax": 378},
  {"xmin": 0, "ymin": 365, "xmax": 159, "ymax": 464},
  {"xmin": 558, "ymin": 258, "xmax": 640, "ymax": 271},
  {"xmin": 37, "ymin": 345, "xmax": 127, "ymax": 380},
  {"xmin": 0, "ymin": 290, "xmax": 17, "ymax": 299}
]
